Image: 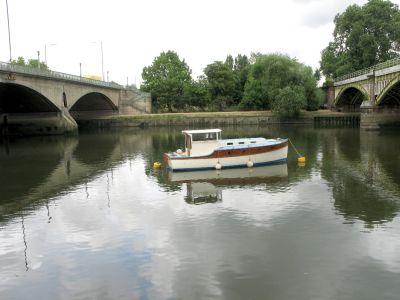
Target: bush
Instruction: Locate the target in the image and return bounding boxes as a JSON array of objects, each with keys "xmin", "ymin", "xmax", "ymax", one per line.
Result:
[{"xmin": 271, "ymin": 86, "xmax": 306, "ymax": 117}]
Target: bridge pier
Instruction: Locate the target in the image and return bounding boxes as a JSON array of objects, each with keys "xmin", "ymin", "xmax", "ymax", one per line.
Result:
[
  {"xmin": 360, "ymin": 106, "xmax": 400, "ymax": 130},
  {"xmin": 1, "ymin": 110, "xmax": 78, "ymax": 136}
]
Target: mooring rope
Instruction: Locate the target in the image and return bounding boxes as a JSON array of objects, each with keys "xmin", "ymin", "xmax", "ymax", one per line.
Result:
[{"xmin": 288, "ymin": 138, "xmax": 303, "ymax": 158}]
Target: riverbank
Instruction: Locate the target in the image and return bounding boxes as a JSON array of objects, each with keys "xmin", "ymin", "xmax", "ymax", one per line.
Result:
[{"xmin": 77, "ymin": 110, "xmax": 360, "ymax": 128}]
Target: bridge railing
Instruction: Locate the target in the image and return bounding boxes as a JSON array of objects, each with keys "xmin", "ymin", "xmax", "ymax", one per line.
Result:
[
  {"xmin": 0, "ymin": 61, "xmax": 124, "ymax": 89},
  {"xmin": 334, "ymin": 57, "xmax": 400, "ymax": 83}
]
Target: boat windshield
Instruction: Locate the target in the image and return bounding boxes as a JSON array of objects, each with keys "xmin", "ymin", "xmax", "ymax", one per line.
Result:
[{"xmin": 192, "ymin": 132, "xmax": 218, "ymax": 142}]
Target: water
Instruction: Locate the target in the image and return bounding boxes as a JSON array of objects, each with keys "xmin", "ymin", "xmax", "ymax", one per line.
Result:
[{"xmin": 1, "ymin": 126, "xmax": 400, "ymax": 300}]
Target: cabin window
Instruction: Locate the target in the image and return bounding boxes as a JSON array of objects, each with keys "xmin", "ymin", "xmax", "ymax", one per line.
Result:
[
  {"xmin": 251, "ymin": 141, "xmax": 256, "ymax": 143},
  {"xmin": 239, "ymin": 142, "xmax": 245, "ymax": 145},
  {"xmin": 227, "ymin": 142, "xmax": 233, "ymax": 145},
  {"xmin": 192, "ymin": 132, "xmax": 218, "ymax": 141}
]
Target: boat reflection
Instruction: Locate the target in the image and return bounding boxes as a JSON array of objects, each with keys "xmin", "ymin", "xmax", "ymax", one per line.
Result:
[{"xmin": 168, "ymin": 163, "xmax": 288, "ymax": 205}]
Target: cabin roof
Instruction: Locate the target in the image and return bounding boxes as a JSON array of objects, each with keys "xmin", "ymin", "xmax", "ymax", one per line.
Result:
[{"xmin": 182, "ymin": 129, "xmax": 222, "ymax": 135}]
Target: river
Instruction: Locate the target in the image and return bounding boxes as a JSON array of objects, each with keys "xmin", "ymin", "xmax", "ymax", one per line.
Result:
[{"xmin": 1, "ymin": 126, "xmax": 400, "ymax": 300}]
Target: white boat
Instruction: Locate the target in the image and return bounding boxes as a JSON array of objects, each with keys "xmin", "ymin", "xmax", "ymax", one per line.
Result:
[{"xmin": 164, "ymin": 129, "xmax": 288, "ymax": 171}]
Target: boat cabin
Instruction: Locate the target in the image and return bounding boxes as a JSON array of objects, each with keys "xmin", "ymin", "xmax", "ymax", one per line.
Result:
[{"xmin": 182, "ymin": 129, "xmax": 222, "ymax": 157}]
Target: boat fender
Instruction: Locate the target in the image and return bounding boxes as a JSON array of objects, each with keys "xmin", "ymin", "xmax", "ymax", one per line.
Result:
[
  {"xmin": 215, "ymin": 162, "xmax": 222, "ymax": 170},
  {"xmin": 247, "ymin": 160, "xmax": 254, "ymax": 168}
]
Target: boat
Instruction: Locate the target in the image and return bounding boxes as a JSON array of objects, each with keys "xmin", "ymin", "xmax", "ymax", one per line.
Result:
[{"xmin": 163, "ymin": 129, "xmax": 288, "ymax": 171}]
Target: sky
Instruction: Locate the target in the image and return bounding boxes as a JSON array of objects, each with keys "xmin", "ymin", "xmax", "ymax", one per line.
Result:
[{"xmin": 1, "ymin": 0, "xmax": 399, "ymax": 86}]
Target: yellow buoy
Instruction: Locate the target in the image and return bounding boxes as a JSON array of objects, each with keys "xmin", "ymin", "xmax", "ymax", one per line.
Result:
[
  {"xmin": 297, "ymin": 156, "xmax": 306, "ymax": 163},
  {"xmin": 153, "ymin": 162, "xmax": 162, "ymax": 169}
]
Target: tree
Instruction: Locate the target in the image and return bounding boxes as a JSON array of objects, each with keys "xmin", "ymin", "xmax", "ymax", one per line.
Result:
[
  {"xmin": 11, "ymin": 56, "xmax": 49, "ymax": 70},
  {"xmin": 204, "ymin": 61, "xmax": 236, "ymax": 110},
  {"xmin": 233, "ymin": 54, "xmax": 250, "ymax": 103},
  {"xmin": 183, "ymin": 76, "xmax": 210, "ymax": 111},
  {"xmin": 271, "ymin": 86, "xmax": 306, "ymax": 117},
  {"xmin": 240, "ymin": 53, "xmax": 320, "ymax": 113},
  {"xmin": 320, "ymin": 0, "xmax": 400, "ymax": 78},
  {"xmin": 141, "ymin": 51, "xmax": 192, "ymax": 112}
]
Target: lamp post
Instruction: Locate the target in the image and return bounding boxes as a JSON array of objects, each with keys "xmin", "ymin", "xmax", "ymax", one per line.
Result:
[
  {"xmin": 100, "ymin": 41, "xmax": 104, "ymax": 81},
  {"xmin": 79, "ymin": 62, "xmax": 82, "ymax": 78},
  {"xmin": 45, "ymin": 43, "xmax": 57, "ymax": 66},
  {"xmin": 5, "ymin": 0, "xmax": 12, "ymax": 62},
  {"xmin": 90, "ymin": 41, "xmax": 104, "ymax": 81},
  {"xmin": 37, "ymin": 51, "xmax": 40, "ymax": 69}
]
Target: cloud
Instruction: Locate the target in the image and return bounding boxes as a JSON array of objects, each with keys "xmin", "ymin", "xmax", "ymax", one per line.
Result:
[{"xmin": 295, "ymin": 0, "xmax": 367, "ymax": 28}]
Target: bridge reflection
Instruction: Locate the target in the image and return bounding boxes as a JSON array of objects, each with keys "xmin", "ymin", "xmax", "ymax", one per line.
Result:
[
  {"xmin": 0, "ymin": 128, "xmax": 152, "ymax": 224},
  {"xmin": 320, "ymin": 129, "xmax": 400, "ymax": 226}
]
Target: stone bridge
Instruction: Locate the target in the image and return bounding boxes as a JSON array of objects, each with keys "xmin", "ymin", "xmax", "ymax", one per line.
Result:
[
  {"xmin": 0, "ymin": 62, "xmax": 151, "ymax": 135},
  {"xmin": 330, "ymin": 58, "xmax": 400, "ymax": 129}
]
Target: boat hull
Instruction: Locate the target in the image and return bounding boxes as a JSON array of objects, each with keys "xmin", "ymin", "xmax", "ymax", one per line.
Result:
[{"xmin": 164, "ymin": 140, "xmax": 288, "ymax": 171}]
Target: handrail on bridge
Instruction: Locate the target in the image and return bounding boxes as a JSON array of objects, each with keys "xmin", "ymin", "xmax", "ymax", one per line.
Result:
[
  {"xmin": 0, "ymin": 61, "xmax": 124, "ymax": 89},
  {"xmin": 334, "ymin": 57, "xmax": 400, "ymax": 83}
]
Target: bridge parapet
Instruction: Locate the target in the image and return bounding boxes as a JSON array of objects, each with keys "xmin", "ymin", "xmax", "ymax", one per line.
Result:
[
  {"xmin": 334, "ymin": 57, "xmax": 400, "ymax": 85},
  {"xmin": 0, "ymin": 61, "xmax": 123, "ymax": 89}
]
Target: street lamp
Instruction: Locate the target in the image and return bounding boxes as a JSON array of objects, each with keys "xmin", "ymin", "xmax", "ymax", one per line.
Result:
[
  {"xmin": 45, "ymin": 43, "xmax": 57, "ymax": 66},
  {"xmin": 5, "ymin": 0, "xmax": 12, "ymax": 62},
  {"xmin": 90, "ymin": 41, "xmax": 104, "ymax": 81},
  {"xmin": 37, "ymin": 51, "xmax": 40, "ymax": 69}
]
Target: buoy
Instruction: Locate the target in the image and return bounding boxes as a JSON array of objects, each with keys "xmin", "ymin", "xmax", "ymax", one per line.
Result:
[
  {"xmin": 247, "ymin": 160, "xmax": 254, "ymax": 168},
  {"xmin": 215, "ymin": 162, "xmax": 222, "ymax": 170},
  {"xmin": 289, "ymin": 139, "xmax": 306, "ymax": 165},
  {"xmin": 297, "ymin": 156, "xmax": 306, "ymax": 163},
  {"xmin": 153, "ymin": 162, "xmax": 161, "ymax": 169}
]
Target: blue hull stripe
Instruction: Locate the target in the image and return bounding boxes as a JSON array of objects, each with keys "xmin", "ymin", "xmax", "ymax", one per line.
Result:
[{"xmin": 169, "ymin": 158, "xmax": 287, "ymax": 172}]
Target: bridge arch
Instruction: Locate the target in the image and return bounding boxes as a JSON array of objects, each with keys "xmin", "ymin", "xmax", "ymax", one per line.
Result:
[
  {"xmin": 69, "ymin": 92, "xmax": 118, "ymax": 119},
  {"xmin": 335, "ymin": 85, "xmax": 368, "ymax": 111},
  {"xmin": 0, "ymin": 82, "xmax": 60, "ymax": 113},
  {"xmin": 376, "ymin": 76, "xmax": 400, "ymax": 106}
]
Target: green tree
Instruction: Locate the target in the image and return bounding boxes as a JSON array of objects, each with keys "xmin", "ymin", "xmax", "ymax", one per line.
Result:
[
  {"xmin": 233, "ymin": 54, "xmax": 250, "ymax": 103},
  {"xmin": 320, "ymin": 0, "xmax": 400, "ymax": 78},
  {"xmin": 240, "ymin": 53, "xmax": 320, "ymax": 113},
  {"xmin": 141, "ymin": 51, "xmax": 192, "ymax": 112},
  {"xmin": 271, "ymin": 86, "xmax": 306, "ymax": 117},
  {"xmin": 204, "ymin": 61, "xmax": 236, "ymax": 110},
  {"xmin": 11, "ymin": 56, "xmax": 49, "ymax": 70},
  {"xmin": 183, "ymin": 76, "xmax": 210, "ymax": 111}
]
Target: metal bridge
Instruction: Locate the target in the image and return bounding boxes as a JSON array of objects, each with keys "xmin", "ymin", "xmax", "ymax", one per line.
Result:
[{"xmin": 333, "ymin": 58, "xmax": 400, "ymax": 109}]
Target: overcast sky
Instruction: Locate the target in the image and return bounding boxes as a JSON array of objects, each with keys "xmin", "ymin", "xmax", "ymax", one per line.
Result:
[{"xmin": 1, "ymin": 0, "xmax": 399, "ymax": 86}]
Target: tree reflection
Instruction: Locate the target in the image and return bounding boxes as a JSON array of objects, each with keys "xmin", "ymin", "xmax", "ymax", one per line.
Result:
[{"xmin": 321, "ymin": 129, "xmax": 400, "ymax": 226}]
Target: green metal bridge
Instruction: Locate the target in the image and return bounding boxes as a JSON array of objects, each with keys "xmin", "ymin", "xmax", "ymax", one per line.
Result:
[{"xmin": 333, "ymin": 58, "xmax": 400, "ymax": 109}]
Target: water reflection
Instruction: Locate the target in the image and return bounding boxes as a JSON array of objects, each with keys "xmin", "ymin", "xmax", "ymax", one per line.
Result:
[
  {"xmin": 320, "ymin": 130, "xmax": 400, "ymax": 226},
  {"xmin": 1, "ymin": 126, "xmax": 400, "ymax": 299},
  {"xmin": 1, "ymin": 127, "xmax": 400, "ymax": 228},
  {"xmin": 168, "ymin": 164, "xmax": 288, "ymax": 205}
]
